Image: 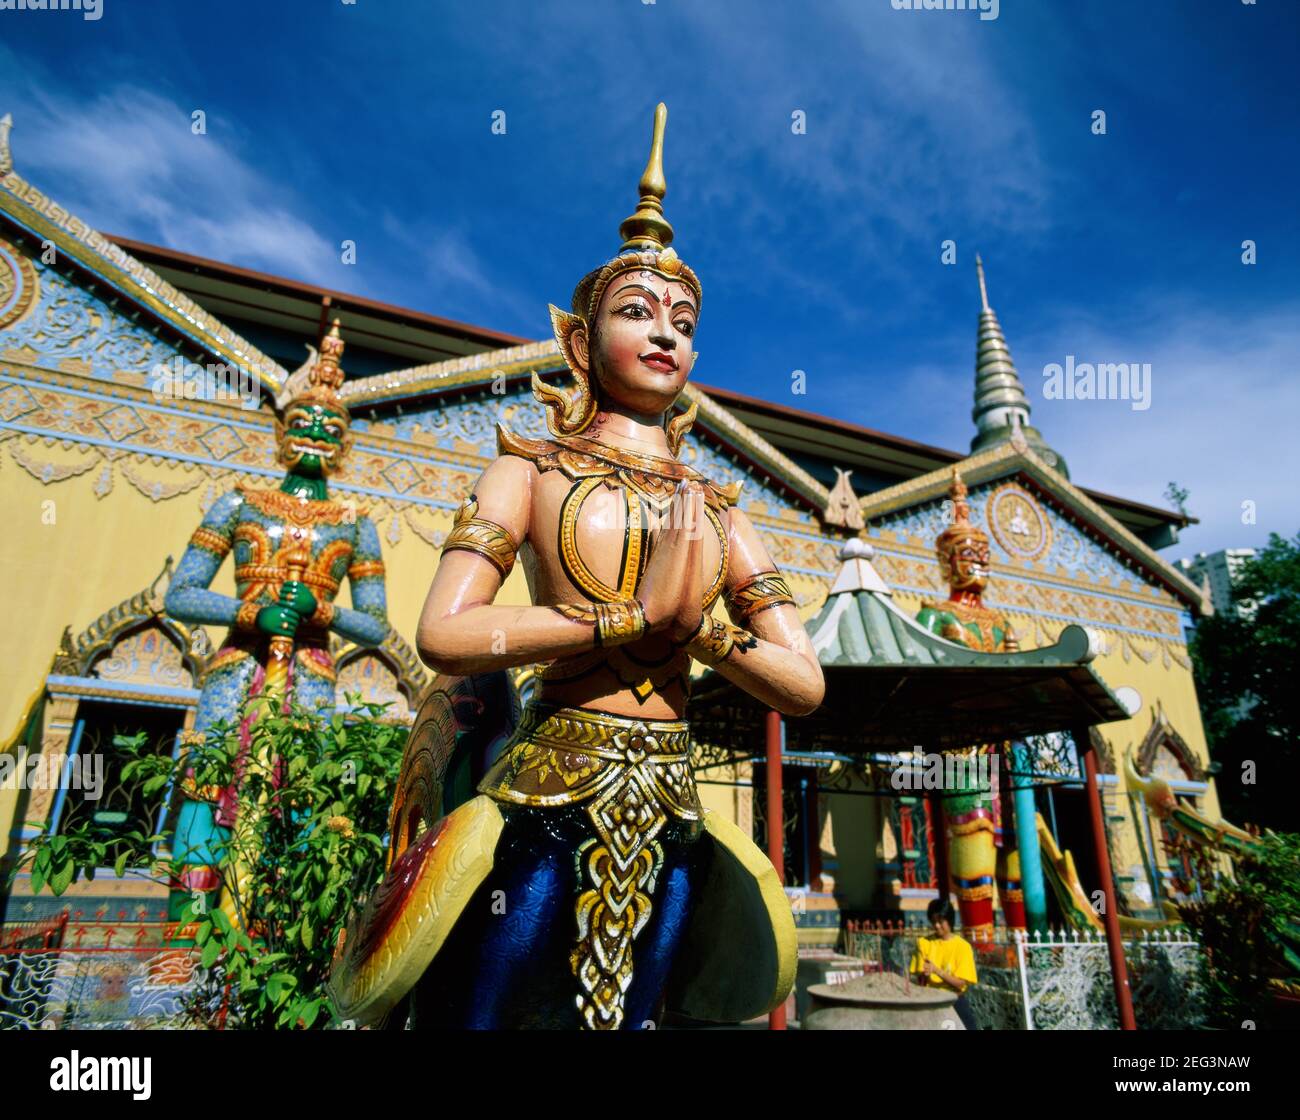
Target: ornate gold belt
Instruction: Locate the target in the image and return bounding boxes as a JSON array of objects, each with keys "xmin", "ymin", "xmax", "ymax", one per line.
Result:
[
  {"xmin": 477, "ymin": 704, "xmax": 699, "ymax": 817},
  {"xmin": 477, "ymin": 704, "xmax": 701, "ymax": 1029}
]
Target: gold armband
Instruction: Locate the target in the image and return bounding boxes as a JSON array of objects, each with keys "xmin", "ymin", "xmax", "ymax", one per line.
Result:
[
  {"xmin": 554, "ymin": 599, "xmax": 647, "ymax": 647},
  {"xmin": 441, "ymin": 496, "xmax": 518, "ymax": 579},
  {"xmin": 683, "ymin": 615, "xmax": 754, "ymax": 666},
  {"xmin": 190, "ymin": 527, "xmax": 231, "ymax": 558},
  {"xmin": 725, "ymin": 570, "xmax": 795, "ymax": 624}
]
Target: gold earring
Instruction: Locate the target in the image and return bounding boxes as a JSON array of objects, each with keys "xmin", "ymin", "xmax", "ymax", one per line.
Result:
[
  {"xmin": 665, "ymin": 398, "xmax": 697, "ymax": 456},
  {"xmin": 535, "ymin": 304, "xmax": 598, "ymax": 437}
]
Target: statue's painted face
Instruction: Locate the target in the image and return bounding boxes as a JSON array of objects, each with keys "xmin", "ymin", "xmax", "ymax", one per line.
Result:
[
  {"xmin": 943, "ymin": 536, "xmax": 990, "ymax": 592},
  {"xmin": 281, "ymin": 403, "xmax": 347, "ymax": 477},
  {"xmin": 574, "ymin": 269, "xmax": 697, "ymax": 418}
]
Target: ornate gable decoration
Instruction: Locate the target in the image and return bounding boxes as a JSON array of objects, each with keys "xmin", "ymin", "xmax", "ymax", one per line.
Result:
[
  {"xmin": 51, "ymin": 557, "xmax": 207, "ymax": 683},
  {"xmin": 860, "ymin": 441, "xmax": 1205, "ymax": 611},
  {"xmin": 986, "ymin": 481, "xmax": 1052, "ymax": 563},
  {"xmin": 0, "ymin": 138, "xmax": 286, "ymax": 395}
]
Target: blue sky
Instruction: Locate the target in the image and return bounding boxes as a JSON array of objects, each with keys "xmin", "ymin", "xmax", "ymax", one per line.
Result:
[{"xmin": 2, "ymin": 0, "xmax": 1296, "ymax": 557}]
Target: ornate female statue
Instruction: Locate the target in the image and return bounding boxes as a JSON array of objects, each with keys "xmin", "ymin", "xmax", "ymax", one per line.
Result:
[
  {"xmin": 330, "ymin": 104, "xmax": 824, "ymax": 1030},
  {"xmin": 917, "ymin": 469, "xmax": 1024, "ymax": 936},
  {"xmin": 164, "ymin": 323, "xmax": 389, "ymax": 917}
]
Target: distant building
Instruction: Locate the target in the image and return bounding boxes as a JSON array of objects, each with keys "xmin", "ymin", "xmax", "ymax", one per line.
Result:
[{"xmin": 1175, "ymin": 549, "xmax": 1257, "ymax": 618}]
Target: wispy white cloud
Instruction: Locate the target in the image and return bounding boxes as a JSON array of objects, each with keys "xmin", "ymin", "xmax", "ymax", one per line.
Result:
[
  {"xmin": 1, "ymin": 48, "xmax": 338, "ymax": 281},
  {"xmin": 850, "ymin": 297, "xmax": 1300, "ymax": 554},
  {"xmin": 1024, "ymin": 303, "xmax": 1300, "ymax": 555}
]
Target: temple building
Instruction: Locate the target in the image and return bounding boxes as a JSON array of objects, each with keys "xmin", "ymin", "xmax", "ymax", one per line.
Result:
[{"xmin": 0, "ymin": 120, "xmax": 1224, "ymax": 960}]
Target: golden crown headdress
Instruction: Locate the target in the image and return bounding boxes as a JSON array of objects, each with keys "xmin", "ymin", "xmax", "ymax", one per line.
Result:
[
  {"xmin": 538, "ymin": 103, "xmax": 701, "ymax": 449},
  {"xmin": 935, "ymin": 467, "xmax": 989, "ymax": 561},
  {"xmin": 287, "ymin": 318, "xmax": 350, "ymax": 419}
]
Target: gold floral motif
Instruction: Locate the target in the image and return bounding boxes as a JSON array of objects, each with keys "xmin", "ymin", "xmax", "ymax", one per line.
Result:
[
  {"xmin": 479, "ymin": 705, "xmax": 697, "ymax": 809},
  {"xmin": 496, "ymin": 423, "xmax": 740, "ymax": 517},
  {"xmin": 572, "ymin": 818, "xmax": 661, "ymax": 1030}
]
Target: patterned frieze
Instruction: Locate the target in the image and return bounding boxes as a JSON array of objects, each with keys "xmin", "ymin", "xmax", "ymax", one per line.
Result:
[
  {"xmin": 0, "ymin": 181, "xmax": 286, "ymax": 392},
  {"xmin": 3, "ymin": 358, "xmax": 1196, "ymax": 666}
]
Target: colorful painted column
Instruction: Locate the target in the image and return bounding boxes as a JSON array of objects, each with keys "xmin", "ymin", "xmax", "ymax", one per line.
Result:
[{"xmin": 1010, "ymin": 740, "xmax": 1048, "ymax": 933}]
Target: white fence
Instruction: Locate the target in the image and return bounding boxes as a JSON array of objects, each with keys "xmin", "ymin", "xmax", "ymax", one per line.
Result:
[
  {"xmin": 842, "ymin": 923, "xmax": 1206, "ymax": 1030},
  {"xmin": 0, "ymin": 948, "xmax": 207, "ymax": 1030},
  {"xmin": 966, "ymin": 928, "xmax": 1206, "ymax": 1030}
]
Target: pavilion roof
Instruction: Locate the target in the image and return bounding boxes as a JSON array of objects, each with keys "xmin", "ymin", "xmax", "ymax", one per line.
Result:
[{"xmin": 689, "ymin": 539, "xmax": 1129, "ymax": 755}]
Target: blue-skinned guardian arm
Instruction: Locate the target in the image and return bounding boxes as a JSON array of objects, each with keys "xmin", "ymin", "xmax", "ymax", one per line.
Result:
[
  {"xmin": 165, "ymin": 490, "xmax": 249, "ymax": 628},
  {"xmin": 329, "ymin": 513, "xmax": 388, "ymax": 647}
]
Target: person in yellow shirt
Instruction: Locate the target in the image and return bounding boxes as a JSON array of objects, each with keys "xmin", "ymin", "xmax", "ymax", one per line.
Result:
[{"xmin": 910, "ymin": 899, "xmax": 979, "ymax": 1029}]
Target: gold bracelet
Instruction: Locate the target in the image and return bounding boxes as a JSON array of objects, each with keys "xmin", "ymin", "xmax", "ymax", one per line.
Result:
[
  {"xmin": 595, "ymin": 599, "xmax": 647, "ymax": 647},
  {"xmin": 235, "ymin": 600, "xmax": 261, "ymax": 631},
  {"xmin": 441, "ymin": 497, "xmax": 518, "ymax": 579},
  {"xmin": 725, "ymin": 570, "xmax": 795, "ymax": 624},
  {"xmin": 553, "ymin": 599, "xmax": 647, "ymax": 647},
  {"xmin": 684, "ymin": 615, "xmax": 753, "ymax": 666}
]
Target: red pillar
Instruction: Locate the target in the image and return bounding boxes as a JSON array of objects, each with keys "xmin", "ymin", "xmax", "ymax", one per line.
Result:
[
  {"xmin": 765, "ymin": 709, "xmax": 786, "ymax": 1031},
  {"xmin": 1078, "ymin": 726, "xmax": 1137, "ymax": 1030},
  {"xmin": 928, "ymin": 790, "xmax": 950, "ymax": 903}
]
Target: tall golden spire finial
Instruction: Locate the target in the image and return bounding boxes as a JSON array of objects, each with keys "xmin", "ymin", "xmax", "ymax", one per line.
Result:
[{"xmin": 618, "ymin": 103, "xmax": 674, "ymax": 252}]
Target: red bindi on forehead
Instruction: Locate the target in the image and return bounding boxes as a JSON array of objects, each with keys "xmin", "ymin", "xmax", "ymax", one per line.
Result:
[{"xmin": 637, "ymin": 270, "xmax": 694, "ymax": 308}]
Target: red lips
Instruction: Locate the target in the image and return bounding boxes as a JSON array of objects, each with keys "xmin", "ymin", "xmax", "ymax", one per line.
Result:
[{"xmin": 640, "ymin": 351, "xmax": 678, "ymax": 372}]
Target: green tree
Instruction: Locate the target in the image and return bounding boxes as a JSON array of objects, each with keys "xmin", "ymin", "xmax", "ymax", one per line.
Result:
[
  {"xmin": 1179, "ymin": 832, "xmax": 1300, "ymax": 1029},
  {"xmin": 12, "ymin": 697, "xmax": 404, "ymax": 1029},
  {"xmin": 1190, "ymin": 532, "xmax": 1300, "ymax": 832}
]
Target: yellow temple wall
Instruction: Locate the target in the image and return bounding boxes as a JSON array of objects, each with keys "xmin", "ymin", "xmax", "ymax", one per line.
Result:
[{"xmin": 0, "ymin": 356, "xmax": 1228, "ymax": 915}]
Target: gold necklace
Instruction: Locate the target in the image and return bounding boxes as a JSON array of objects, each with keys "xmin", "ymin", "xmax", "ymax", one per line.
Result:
[{"xmin": 585, "ymin": 425, "xmax": 672, "ymax": 454}]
